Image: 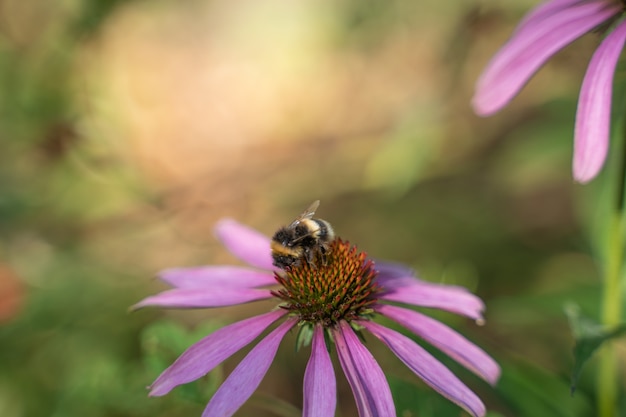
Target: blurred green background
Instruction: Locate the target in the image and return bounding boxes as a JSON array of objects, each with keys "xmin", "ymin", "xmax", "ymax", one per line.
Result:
[{"xmin": 0, "ymin": 0, "xmax": 621, "ymax": 416}]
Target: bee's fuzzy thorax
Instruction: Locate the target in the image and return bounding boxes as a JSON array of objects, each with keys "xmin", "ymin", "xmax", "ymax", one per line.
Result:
[{"xmin": 270, "ymin": 201, "xmax": 335, "ymax": 270}]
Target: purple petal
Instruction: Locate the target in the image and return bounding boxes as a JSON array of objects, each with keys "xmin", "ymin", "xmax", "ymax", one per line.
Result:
[
  {"xmin": 515, "ymin": 0, "xmax": 589, "ymax": 35},
  {"xmin": 377, "ymin": 275, "xmax": 485, "ymax": 320},
  {"xmin": 202, "ymin": 318, "xmax": 297, "ymax": 417},
  {"xmin": 303, "ymin": 326, "xmax": 336, "ymax": 417},
  {"xmin": 132, "ymin": 287, "xmax": 272, "ymax": 310},
  {"xmin": 215, "ymin": 219, "xmax": 275, "ymax": 271},
  {"xmin": 150, "ymin": 309, "xmax": 287, "ymax": 396},
  {"xmin": 334, "ymin": 321, "xmax": 395, "ymax": 417},
  {"xmin": 159, "ymin": 266, "xmax": 276, "ymax": 289},
  {"xmin": 377, "ymin": 304, "xmax": 500, "ymax": 385},
  {"xmin": 374, "ymin": 260, "xmax": 415, "ymax": 279},
  {"xmin": 574, "ymin": 20, "xmax": 626, "ymax": 182},
  {"xmin": 472, "ymin": 0, "xmax": 620, "ymax": 116},
  {"xmin": 361, "ymin": 320, "xmax": 486, "ymax": 417}
]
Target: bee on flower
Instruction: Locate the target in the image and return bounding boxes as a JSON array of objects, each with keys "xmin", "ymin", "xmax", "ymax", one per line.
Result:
[
  {"xmin": 270, "ymin": 200, "xmax": 335, "ymax": 270},
  {"xmin": 135, "ymin": 201, "xmax": 500, "ymax": 417}
]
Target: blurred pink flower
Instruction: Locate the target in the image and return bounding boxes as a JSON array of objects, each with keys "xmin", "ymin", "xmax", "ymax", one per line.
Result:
[
  {"xmin": 472, "ymin": 0, "xmax": 626, "ymax": 183},
  {"xmin": 136, "ymin": 219, "xmax": 500, "ymax": 417}
]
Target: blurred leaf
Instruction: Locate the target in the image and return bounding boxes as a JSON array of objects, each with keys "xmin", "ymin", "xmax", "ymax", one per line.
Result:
[
  {"xmin": 295, "ymin": 323, "xmax": 314, "ymax": 351},
  {"xmin": 497, "ymin": 360, "xmax": 592, "ymax": 417},
  {"xmin": 363, "ymin": 118, "xmax": 439, "ymax": 195},
  {"xmin": 248, "ymin": 393, "xmax": 302, "ymax": 417},
  {"xmin": 388, "ymin": 375, "xmax": 460, "ymax": 417},
  {"xmin": 566, "ymin": 304, "xmax": 626, "ymax": 394},
  {"xmin": 141, "ymin": 319, "xmax": 225, "ymax": 404},
  {"xmin": 334, "ymin": 0, "xmax": 399, "ymax": 49},
  {"xmin": 71, "ymin": 0, "xmax": 135, "ymax": 36},
  {"xmin": 489, "ymin": 284, "xmax": 602, "ymax": 326}
]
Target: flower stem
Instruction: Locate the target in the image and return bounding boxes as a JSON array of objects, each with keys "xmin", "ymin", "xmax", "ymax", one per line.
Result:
[{"xmin": 598, "ymin": 124, "xmax": 626, "ymax": 417}]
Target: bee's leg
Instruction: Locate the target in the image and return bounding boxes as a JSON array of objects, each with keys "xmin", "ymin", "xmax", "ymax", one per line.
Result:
[
  {"xmin": 304, "ymin": 248, "xmax": 318, "ymax": 268},
  {"xmin": 318, "ymin": 245, "xmax": 329, "ymax": 266},
  {"xmin": 303, "ymin": 248, "xmax": 311, "ymax": 263}
]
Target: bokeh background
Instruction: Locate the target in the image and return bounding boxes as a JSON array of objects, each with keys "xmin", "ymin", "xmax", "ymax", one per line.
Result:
[{"xmin": 0, "ymin": 0, "xmax": 621, "ymax": 416}]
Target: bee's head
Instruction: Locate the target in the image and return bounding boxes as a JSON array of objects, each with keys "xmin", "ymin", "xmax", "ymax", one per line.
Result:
[
  {"xmin": 272, "ymin": 252, "xmax": 300, "ymax": 269},
  {"xmin": 272, "ymin": 228, "xmax": 293, "ymax": 247}
]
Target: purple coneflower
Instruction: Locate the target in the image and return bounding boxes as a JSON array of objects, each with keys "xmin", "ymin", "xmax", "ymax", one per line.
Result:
[
  {"xmin": 135, "ymin": 219, "xmax": 500, "ymax": 417},
  {"xmin": 472, "ymin": 0, "xmax": 626, "ymax": 183}
]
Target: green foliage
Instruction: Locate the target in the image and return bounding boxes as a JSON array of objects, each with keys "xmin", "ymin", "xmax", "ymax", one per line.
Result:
[
  {"xmin": 388, "ymin": 375, "xmax": 461, "ymax": 417},
  {"xmin": 141, "ymin": 320, "xmax": 225, "ymax": 404},
  {"xmin": 294, "ymin": 322, "xmax": 314, "ymax": 352},
  {"xmin": 567, "ymin": 306, "xmax": 626, "ymax": 395},
  {"xmin": 497, "ymin": 360, "xmax": 592, "ymax": 417},
  {"xmin": 71, "ymin": 0, "xmax": 138, "ymax": 37},
  {"xmin": 246, "ymin": 394, "xmax": 303, "ymax": 417},
  {"xmin": 0, "ymin": 254, "xmax": 156, "ymax": 417}
]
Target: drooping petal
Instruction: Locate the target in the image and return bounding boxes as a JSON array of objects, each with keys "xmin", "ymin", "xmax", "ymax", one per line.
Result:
[
  {"xmin": 472, "ymin": 0, "xmax": 620, "ymax": 116},
  {"xmin": 132, "ymin": 287, "xmax": 272, "ymax": 310},
  {"xmin": 334, "ymin": 321, "xmax": 395, "ymax": 417},
  {"xmin": 377, "ymin": 275, "xmax": 485, "ymax": 320},
  {"xmin": 377, "ymin": 304, "xmax": 500, "ymax": 385},
  {"xmin": 149, "ymin": 309, "xmax": 287, "ymax": 396},
  {"xmin": 159, "ymin": 266, "xmax": 276, "ymax": 289},
  {"xmin": 361, "ymin": 320, "xmax": 486, "ymax": 417},
  {"xmin": 574, "ymin": 20, "xmax": 626, "ymax": 182},
  {"xmin": 215, "ymin": 219, "xmax": 275, "ymax": 270},
  {"xmin": 303, "ymin": 326, "xmax": 336, "ymax": 417},
  {"xmin": 202, "ymin": 318, "xmax": 297, "ymax": 417}
]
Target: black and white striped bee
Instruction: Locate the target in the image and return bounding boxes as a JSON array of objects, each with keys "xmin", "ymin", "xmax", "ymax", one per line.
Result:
[{"xmin": 271, "ymin": 200, "xmax": 335, "ymax": 270}]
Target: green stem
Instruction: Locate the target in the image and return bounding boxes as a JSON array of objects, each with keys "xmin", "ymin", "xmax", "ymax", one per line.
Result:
[{"xmin": 598, "ymin": 128, "xmax": 626, "ymax": 417}]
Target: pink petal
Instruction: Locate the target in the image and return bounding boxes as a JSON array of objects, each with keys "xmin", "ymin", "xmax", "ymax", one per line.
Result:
[
  {"xmin": 374, "ymin": 260, "xmax": 415, "ymax": 279},
  {"xmin": 472, "ymin": 0, "xmax": 620, "ymax": 116},
  {"xmin": 377, "ymin": 275, "xmax": 485, "ymax": 320},
  {"xmin": 215, "ymin": 219, "xmax": 275, "ymax": 271},
  {"xmin": 334, "ymin": 321, "xmax": 395, "ymax": 417},
  {"xmin": 159, "ymin": 266, "xmax": 276, "ymax": 289},
  {"xmin": 303, "ymin": 326, "xmax": 336, "ymax": 417},
  {"xmin": 132, "ymin": 287, "xmax": 272, "ymax": 310},
  {"xmin": 574, "ymin": 20, "xmax": 626, "ymax": 182},
  {"xmin": 361, "ymin": 320, "xmax": 486, "ymax": 417},
  {"xmin": 515, "ymin": 0, "xmax": 589, "ymax": 35},
  {"xmin": 377, "ymin": 304, "xmax": 500, "ymax": 385},
  {"xmin": 149, "ymin": 310, "xmax": 287, "ymax": 396},
  {"xmin": 202, "ymin": 318, "xmax": 297, "ymax": 417}
]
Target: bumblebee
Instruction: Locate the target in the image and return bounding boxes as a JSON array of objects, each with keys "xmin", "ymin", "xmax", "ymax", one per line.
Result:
[{"xmin": 271, "ymin": 200, "xmax": 335, "ymax": 270}]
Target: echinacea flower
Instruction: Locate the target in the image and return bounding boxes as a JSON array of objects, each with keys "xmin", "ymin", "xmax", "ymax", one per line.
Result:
[
  {"xmin": 135, "ymin": 219, "xmax": 500, "ymax": 417},
  {"xmin": 472, "ymin": 0, "xmax": 626, "ymax": 183}
]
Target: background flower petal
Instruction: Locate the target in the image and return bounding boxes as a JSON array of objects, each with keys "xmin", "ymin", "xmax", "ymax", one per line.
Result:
[
  {"xmin": 574, "ymin": 20, "xmax": 626, "ymax": 182},
  {"xmin": 303, "ymin": 326, "xmax": 336, "ymax": 417},
  {"xmin": 472, "ymin": 0, "xmax": 620, "ymax": 116},
  {"xmin": 515, "ymin": 0, "xmax": 589, "ymax": 35},
  {"xmin": 202, "ymin": 318, "xmax": 297, "ymax": 417},
  {"xmin": 361, "ymin": 320, "xmax": 486, "ymax": 417},
  {"xmin": 377, "ymin": 304, "xmax": 500, "ymax": 384},
  {"xmin": 377, "ymin": 275, "xmax": 485, "ymax": 320},
  {"xmin": 158, "ymin": 266, "xmax": 276, "ymax": 288},
  {"xmin": 132, "ymin": 287, "xmax": 272, "ymax": 309},
  {"xmin": 149, "ymin": 310, "xmax": 287, "ymax": 396},
  {"xmin": 214, "ymin": 219, "xmax": 275, "ymax": 270},
  {"xmin": 334, "ymin": 321, "xmax": 395, "ymax": 417}
]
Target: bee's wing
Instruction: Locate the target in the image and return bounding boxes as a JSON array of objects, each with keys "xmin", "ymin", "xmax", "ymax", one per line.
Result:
[{"xmin": 292, "ymin": 200, "xmax": 320, "ymax": 225}]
